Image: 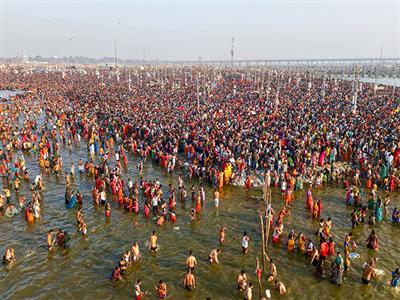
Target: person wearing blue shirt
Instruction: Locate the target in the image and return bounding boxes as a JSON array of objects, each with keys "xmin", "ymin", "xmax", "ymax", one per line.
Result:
[{"xmin": 391, "ymin": 268, "xmax": 400, "ymax": 288}]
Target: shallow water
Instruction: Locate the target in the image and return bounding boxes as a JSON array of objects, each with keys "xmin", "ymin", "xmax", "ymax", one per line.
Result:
[
  {"xmin": 339, "ymin": 77, "xmax": 400, "ymax": 87},
  {"xmin": 0, "ymin": 90, "xmax": 21, "ymax": 99},
  {"xmin": 359, "ymin": 77, "xmax": 400, "ymax": 87},
  {"xmin": 0, "ymin": 117, "xmax": 399, "ymax": 300}
]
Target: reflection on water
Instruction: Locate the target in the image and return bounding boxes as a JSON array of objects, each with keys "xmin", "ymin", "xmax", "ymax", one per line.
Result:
[
  {"xmin": 0, "ymin": 124, "xmax": 399, "ymax": 300},
  {"xmin": 0, "ymin": 90, "xmax": 21, "ymax": 99},
  {"xmin": 359, "ymin": 77, "xmax": 400, "ymax": 87},
  {"xmin": 340, "ymin": 77, "xmax": 400, "ymax": 87},
  {"xmin": 0, "ymin": 90, "xmax": 24, "ymax": 105}
]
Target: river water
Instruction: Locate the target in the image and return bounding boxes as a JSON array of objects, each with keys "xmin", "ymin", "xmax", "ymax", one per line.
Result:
[
  {"xmin": 359, "ymin": 77, "xmax": 400, "ymax": 87},
  {"xmin": 339, "ymin": 76, "xmax": 400, "ymax": 87},
  {"xmin": 0, "ymin": 108, "xmax": 399, "ymax": 300},
  {"xmin": 0, "ymin": 90, "xmax": 21, "ymax": 99}
]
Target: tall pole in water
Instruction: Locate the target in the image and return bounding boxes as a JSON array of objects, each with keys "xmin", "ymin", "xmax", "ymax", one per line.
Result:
[
  {"xmin": 374, "ymin": 47, "xmax": 383, "ymax": 97},
  {"xmin": 197, "ymin": 72, "xmax": 200, "ymax": 112},
  {"xmin": 230, "ymin": 37, "xmax": 234, "ymax": 68},
  {"xmin": 128, "ymin": 69, "xmax": 131, "ymax": 91},
  {"xmin": 321, "ymin": 67, "xmax": 326, "ymax": 101},
  {"xmin": 114, "ymin": 40, "xmax": 118, "ymax": 68},
  {"xmin": 392, "ymin": 64, "xmax": 398, "ymax": 100},
  {"xmin": 352, "ymin": 65, "xmax": 359, "ymax": 113}
]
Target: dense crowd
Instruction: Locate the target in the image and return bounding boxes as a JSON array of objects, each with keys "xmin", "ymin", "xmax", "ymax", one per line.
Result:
[
  {"xmin": 1, "ymin": 65, "xmax": 399, "ymax": 190},
  {"xmin": 0, "ymin": 64, "xmax": 399, "ymax": 299}
]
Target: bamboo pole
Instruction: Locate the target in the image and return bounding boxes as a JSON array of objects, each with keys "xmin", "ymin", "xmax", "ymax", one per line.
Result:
[
  {"xmin": 259, "ymin": 212, "xmax": 266, "ymax": 272},
  {"xmin": 263, "ymin": 171, "xmax": 269, "ymax": 203},
  {"xmin": 263, "ymin": 179, "xmax": 266, "ymax": 203},
  {"xmin": 265, "ymin": 190, "xmax": 272, "ymax": 250},
  {"xmin": 263, "ymin": 187, "xmax": 265, "ymax": 203}
]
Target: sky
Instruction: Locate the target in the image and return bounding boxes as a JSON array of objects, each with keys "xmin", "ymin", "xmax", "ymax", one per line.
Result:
[{"xmin": 1, "ymin": 0, "xmax": 399, "ymax": 60}]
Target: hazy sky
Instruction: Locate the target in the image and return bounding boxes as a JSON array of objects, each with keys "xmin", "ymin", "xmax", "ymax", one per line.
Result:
[{"xmin": 1, "ymin": 1, "xmax": 399, "ymax": 60}]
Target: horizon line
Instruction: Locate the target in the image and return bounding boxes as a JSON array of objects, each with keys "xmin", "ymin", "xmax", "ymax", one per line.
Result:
[{"xmin": 1, "ymin": 55, "xmax": 399, "ymax": 62}]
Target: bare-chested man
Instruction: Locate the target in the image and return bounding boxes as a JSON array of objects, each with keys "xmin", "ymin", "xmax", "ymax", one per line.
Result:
[
  {"xmin": 3, "ymin": 248, "xmax": 16, "ymax": 264},
  {"xmin": 131, "ymin": 242, "xmax": 141, "ymax": 262},
  {"xmin": 362, "ymin": 261, "xmax": 376, "ymax": 284},
  {"xmin": 149, "ymin": 231, "xmax": 158, "ymax": 252},
  {"xmin": 183, "ymin": 269, "xmax": 196, "ymax": 290},
  {"xmin": 219, "ymin": 226, "xmax": 226, "ymax": 243},
  {"xmin": 47, "ymin": 230, "xmax": 55, "ymax": 251},
  {"xmin": 267, "ymin": 258, "xmax": 277, "ymax": 282},
  {"xmin": 155, "ymin": 280, "xmax": 167, "ymax": 298},
  {"xmin": 209, "ymin": 248, "xmax": 221, "ymax": 264},
  {"xmin": 275, "ymin": 280, "xmax": 287, "ymax": 295},
  {"xmin": 214, "ymin": 189, "xmax": 220, "ymax": 207},
  {"xmin": 237, "ymin": 269, "xmax": 248, "ymax": 291},
  {"xmin": 65, "ymin": 172, "xmax": 71, "ymax": 187},
  {"xmin": 186, "ymin": 250, "xmax": 197, "ymax": 271}
]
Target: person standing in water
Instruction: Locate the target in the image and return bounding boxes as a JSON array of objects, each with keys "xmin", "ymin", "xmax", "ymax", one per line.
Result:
[
  {"xmin": 275, "ymin": 280, "xmax": 287, "ymax": 295},
  {"xmin": 155, "ymin": 280, "xmax": 167, "ymax": 298},
  {"xmin": 149, "ymin": 231, "xmax": 158, "ymax": 252},
  {"xmin": 186, "ymin": 250, "xmax": 197, "ymax": 272},
  {"xmin": 105, "ymin": 202, "xmax": 111, "ymax": 218},
  {"xmin": 134, "ymin": 279, "xmax": 144, "ymax": 300},
  {"xmin": 244, "ymin": 282, "xmax": 253, "ymax": 300},
  {"xmin": 237, "ymin": 269, "xmax": 248, "ymax": 291},
  {"xmin": 362, "ymin": 261, "xmax": 376, "ymax": 284},
  {"xmin": 267, "ymin": 257, "xmax": 277, "ymax": 282},
  {"xmin": 366, "ymin": 229, "xmax": 379, "ymax": 250},
  {"xmin": 47, "ymin": 230, "xmax": 55, "ymax": 251},
  {"xmin": 219, "ymin": 226, "xmax": 226, "ymax": 243},
  {"xmin": 209, "ymin": 248, "xmax": 221, "ymax": 264},
  {"xmin": 214, "ymin": 189, "xmax": 219, "ymax": 208},
  {"xmin": 183, "ymin": 269, "xmax": 196, "ymax": 290},
  {"xmin": 3, "ymin": 248, "xmax": 16, "ymax": 264},
  {"xmin": 391, "ymin": 268, "xmax": 400, "ymax": 288},
  {"xmin": 241, "ymin": 231, "xmax": 250, "ymax": 254},
  {"xmin": 131, "ymin": 242, "xmax": 141, "ymax": 262}
]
